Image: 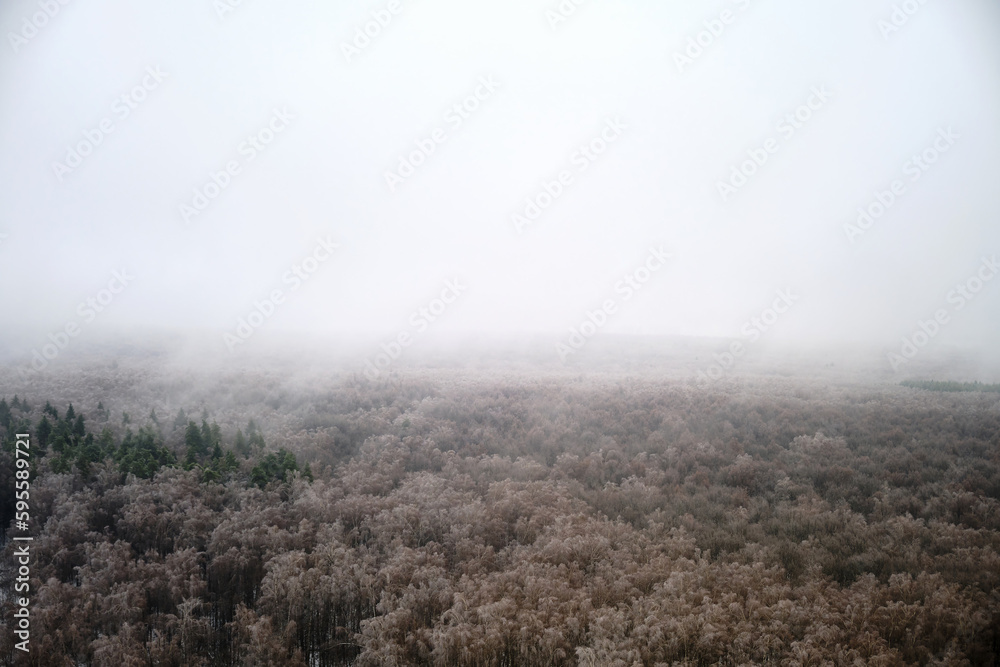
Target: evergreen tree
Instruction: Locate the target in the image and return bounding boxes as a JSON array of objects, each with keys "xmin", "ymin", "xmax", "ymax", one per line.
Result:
[
  {"xmin": 223, "ymin": 450, "xmax": 238, "ymax": 472},
  {"xmin": 173, "ymin": 407, "xmax": 187, "ymax": 431},
  {"xmin": 234, "ymin": 429, "xmax": 249, "ymax": 458},
  {"xmin": 185, "ymin": 421, "xmax": 206, "ymax": 465},
  {"xmin": 185, "ymin": 446, "xmax": 199, "ymax": 470},
  {"xmin": 116, "ymin": 426, "xmax": 176, "ymax": 478},
  {"xmin": 246, "ymin": 419, "xmax": 265, "ymax": 451},
  {"xmin": 249, "ymin": 449, "xmax": 299, "ymax": 488},
  {"xmin": 200, "ymin": 419, "xmax": 212, "ymax": 450},
  {"xmin": 50, "ymin": 454, "xmax": 71, "ymax": 474},
  {"xmin": 75, "ymin": 433, "xmax": 100, "ymax": 477},
  {"xmin": 249, "ymin": 465, "xmax": 266, "ymax": 488},
  {"xmin": 281, "ymin": 450, "xmax": 298, "ymax": 474},
  {"xmin": 37, "ymin": 415, "xmax": 53, "ymax": 447},
  {"xmin": 250, "ymin": 431, "xmax": 265, "ymax": 451},
  {"xmin": 98, "ymin": 427, "xmax": 116, "ymax": 457},
  {"xmin": 75, "ymin": 450, "xmax": 91, "ymax": 476}
]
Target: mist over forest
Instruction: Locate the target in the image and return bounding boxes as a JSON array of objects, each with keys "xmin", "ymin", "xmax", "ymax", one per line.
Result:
[
  {"xmin": 3, "ymin": 0, "xmax": 1000, "ymax": 664},
  {"xmin": 2, "ymin": 339, "xmax": 1000, "ymax": 664}
]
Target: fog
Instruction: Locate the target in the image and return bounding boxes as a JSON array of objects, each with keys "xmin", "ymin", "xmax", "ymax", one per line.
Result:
[{"xmin": 2, "ymin": 0, "xmax": 999, "ymax": 373}]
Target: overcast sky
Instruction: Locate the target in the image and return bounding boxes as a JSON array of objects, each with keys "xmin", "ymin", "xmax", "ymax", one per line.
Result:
[{"xmin": 1, "ymin": 0, "xmax": 998, "ymax": 364}]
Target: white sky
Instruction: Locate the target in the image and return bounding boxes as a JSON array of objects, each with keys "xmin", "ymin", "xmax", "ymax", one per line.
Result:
[{"xmin": 1, "ymin": 0, "xmax": 998, "ymax": 360}]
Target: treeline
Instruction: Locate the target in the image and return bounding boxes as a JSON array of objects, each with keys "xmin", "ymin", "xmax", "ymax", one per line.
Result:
[
  {"xmin": 1, "ymin": 373, "xmax": 999, "ymax": 664},
  {"xmin": 901, "ymin": 379, "xmax": 1000, "ymax": 393}
]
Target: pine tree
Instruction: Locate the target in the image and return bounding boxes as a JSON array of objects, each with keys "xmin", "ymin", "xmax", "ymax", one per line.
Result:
[
  {"xmin": 234, "ymin": 429, "xmax": 249, "ymax": 458},
  {"xmin": 200, "ymin": 420, "xmax": 212, "ymax": 450},
  {"xmin": 37, "ymin": 415, "xmax": 53, "ymax": 447},
  {"xmin": 185, "ymin": 421, "xmax": 206, "ymax": 464},
  {"xmin": 75, "ymin": 433, "xmax": 99, "ymax": 477},
  {"xmin": 246, "ymin": 419, "xmax": 266, "ymax": 451},
  {"xmin": 281, "ymin": 450, "xmax": 298, "ymax": 476},
  {"xmin": 99, "ymin": 427, "xmax": 116, "ymax": 457},
  {"xmin": 184, "ymin": 447, "xmax": 199, "ymax": 471},
  {"xmin": 173, "ymin": 407, "xmax": 187, "ymax": 431}
]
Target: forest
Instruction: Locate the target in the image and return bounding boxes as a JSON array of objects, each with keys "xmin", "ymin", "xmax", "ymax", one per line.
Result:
[
  {"xmin": 1, "ymin": 355, "xmax": 999, "ymax": 665},
  {"xmin": 900, "ymin": 380, "xmax": 1000, "ymax": 394}
]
